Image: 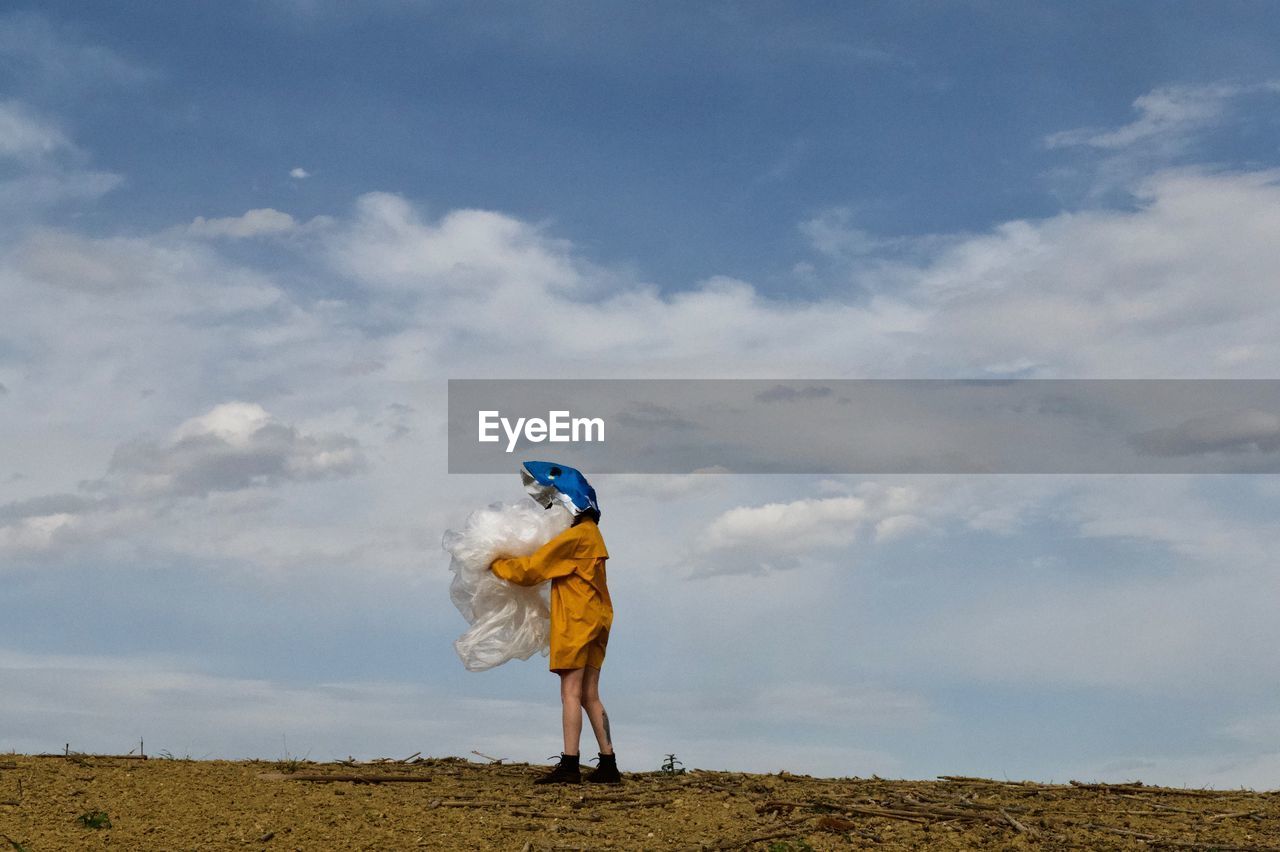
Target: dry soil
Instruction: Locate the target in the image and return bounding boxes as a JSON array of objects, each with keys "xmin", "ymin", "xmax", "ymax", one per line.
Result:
[{"xmin": 2, "ymin": 753, "xmax": 1278, "ymax": 850}]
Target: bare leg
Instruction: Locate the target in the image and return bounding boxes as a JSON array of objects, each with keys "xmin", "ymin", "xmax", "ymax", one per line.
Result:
[
  {"xmin": 557, "ymin": 668, "xmax": 585, "ymax": 755},
  {"xmin": 580, "ymin": 665, "xmax": 614, "ymax": 755}
]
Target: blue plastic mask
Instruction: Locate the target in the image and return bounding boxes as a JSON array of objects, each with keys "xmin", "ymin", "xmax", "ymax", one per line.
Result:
[{"xmin": 521, "ymin": 460, "xmax": 600, "ymax": 519}]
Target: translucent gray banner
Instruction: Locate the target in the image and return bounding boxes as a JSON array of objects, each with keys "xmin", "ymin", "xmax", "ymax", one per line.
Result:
[{"xmin": 447, "ymin": 379, "xmax": 1280, "ymax": 474}]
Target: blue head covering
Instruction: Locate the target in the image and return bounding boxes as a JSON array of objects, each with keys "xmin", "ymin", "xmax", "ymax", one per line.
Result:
[{"xmin": 521, "ymin": 460, "xmax": 600, "ymax": 519}]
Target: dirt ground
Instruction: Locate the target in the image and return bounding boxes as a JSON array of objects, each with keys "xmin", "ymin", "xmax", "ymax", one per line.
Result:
[{"xmin": 2, "ymin": 753, "xmax": 1278, "ymax": 851}]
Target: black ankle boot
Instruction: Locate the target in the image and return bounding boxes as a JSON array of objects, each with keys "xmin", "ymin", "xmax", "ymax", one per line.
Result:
[
  {"xmin": 533, "ymin": 752, "xmax": 581, "ymax": 784},
  {"xmin": 584, "ymin": 752, "xmax": 621, "ymax": 784}
]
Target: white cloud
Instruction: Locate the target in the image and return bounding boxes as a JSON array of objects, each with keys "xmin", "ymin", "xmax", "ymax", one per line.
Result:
[
  {"xmin": 1042, "ymin": 82, "xmax": 1280, "ymax": 198},
  {"xmin": 290, "ymin": 167, "xmax": 311, "ymax": 179},
  {"xmin": 324, "ymin": 192, "xmax": 923, "ymax": 379},
  {"xmin": 0, "ymin": 99, "xmax": 127, "ymax": 214},
  {"xmin": 0, "ymin": 169, "xmax": 123, "ymax": 211},
  {"xmin": 8, "ymin": 224, "xmax": 286, "ymax": 322},
  {"xmin": 704, "ymin": 495, "xmax": 871, "ymax": 551},
  {"xmin": 1045, "ymin": 82, "xmax": 1280, "ymax": 151},
  {"xmin": 0, "ymin": 101, "xmax": 122, "ymax": 214},
  {"xmin": 329, "ymin": 191, "xmax": 588, "ymax": 297},
  {"xmin": 7, "ymin": 161, "xmax": 1280, "ymax": 589},
  {"xmin": 689, "ymin": 484, "xmax": 923, "ymax": 575},
  {"xmin": 3, "ymin": 85, "xmax": 1280, "ymax": 788},
  {"xmin": 183, "ymin": 208, "xmax": 335, "ymax": 239},
  {"xmin": 188, "ymin": 208, "xmax": 299, "ymax": 238},
  {"xmin": 873, "ymin": 512, "xmax": 930, "ymax": 541},
  {"xmin": 0, "ymin": 206, "xmax": 399, "ymax": 573},
  {"xmin": 16, "ymin": 229, "xmax": 185, "ymax": 293},
  {"xmin": 1066, "ymin": 476, "xmax": 1280, "ymax": 568},
  {"xmin": 0, "ymin": 100, "xmax": 72, "ymax": 162},
  {"xmin": 317, "ymin": 168, "xmax": 1280, "ymax": 383},
  {"xmin": 894, "ymin": 169, "xmax": 1280, "ymax": 377}
]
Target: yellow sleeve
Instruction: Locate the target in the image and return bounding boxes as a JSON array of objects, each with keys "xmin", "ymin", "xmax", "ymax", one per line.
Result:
[{"xmin": 490, "ymin": 526, "xmax": 585, "ymax": 587}]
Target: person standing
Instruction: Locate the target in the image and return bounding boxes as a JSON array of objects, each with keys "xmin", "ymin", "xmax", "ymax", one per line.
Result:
[{"xmin": 490, "ymin": 461, "xmax": 621, "ymax": 784}]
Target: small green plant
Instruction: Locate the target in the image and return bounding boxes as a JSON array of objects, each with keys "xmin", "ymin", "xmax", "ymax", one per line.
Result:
[
  {"xmin": 766, "ymin": 842, "xmax": 814, "ymax": 852},
  {"xmin": 660, "ymin": 753, "xmax": 686, "ymax": 774},
  {"xmin": 275, "ymin": 736, "xmax": 311, "ymax": 774},
  {"xmin": 277, "ymin": 754, "xmax": 308, "ymax": 773},
  {"xmin": 76, "ymin": 810, "xmax": 111, "ymax": 829}
]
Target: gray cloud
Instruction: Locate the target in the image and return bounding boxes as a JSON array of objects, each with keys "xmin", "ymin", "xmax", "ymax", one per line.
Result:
[
  {"xmin": 102, "ymin": 402, "xmax": 366, "ymax": 498},
  {"xmin": 0, "ymin": 492, "xmax": 102, "ymax": 524},
  {"xmin": 755, "ymin": 383, "xmax": 833, "ymax": 403},
  {"xmin": 613, "ymin": 401, "xmax": 700, "ymax": 431},
  {"xmin": 1131, "ymin": 409, "xmax": 1280, "ymax": 456},
  {"xmin": 0, "ymin": 403, "xmax": 366, "ymax": 558}
]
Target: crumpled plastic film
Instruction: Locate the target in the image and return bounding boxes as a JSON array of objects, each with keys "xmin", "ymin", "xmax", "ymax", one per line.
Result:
[{"xmin": 443, "ymin": 500, "xmax": 573, "ymax": 671}]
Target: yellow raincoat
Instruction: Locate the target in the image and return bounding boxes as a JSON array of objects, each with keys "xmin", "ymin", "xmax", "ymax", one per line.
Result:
[{"xmin": 490, "ymin": 518, "xmax": 611, "ymax": 672}]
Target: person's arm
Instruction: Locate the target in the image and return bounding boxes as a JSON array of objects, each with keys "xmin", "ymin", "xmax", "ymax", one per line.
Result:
[{"xmin": 490, "ymin": 527, "xmax": 584, "ymax": 586}]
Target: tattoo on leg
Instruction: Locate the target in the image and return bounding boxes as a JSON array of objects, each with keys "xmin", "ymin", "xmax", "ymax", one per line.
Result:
[{"xmin": 602, "ymin": 710, "xmax": 612, "ymax": 747}]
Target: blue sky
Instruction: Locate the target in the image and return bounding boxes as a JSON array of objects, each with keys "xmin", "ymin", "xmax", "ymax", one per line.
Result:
[{"xmin": 3, "ymin": 3, "xmax": 1280, "ymax": 786}]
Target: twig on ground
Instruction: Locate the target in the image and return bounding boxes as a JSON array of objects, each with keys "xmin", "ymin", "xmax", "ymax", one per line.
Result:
[
  {"xmin": 1070, "ymin": 781, "xmax": 1235, "ymax": 798},
  {"xmin": 938, "ymin": 775, "xmax": 1044, "ymax": 787},
  {"xmin": 837, "ymin": 804, "xmax": 931, "ymax": 824},
  {"xmin": 1000, "ymin": 807, "xmax": 1041, "ymax": 837},
  {"xmin": 1113, "ymin": 794, "xmax": 1210, "ymax": 814}
]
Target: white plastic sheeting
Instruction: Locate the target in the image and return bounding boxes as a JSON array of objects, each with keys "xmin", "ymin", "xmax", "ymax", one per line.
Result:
[{"xmin": 443, "ymin": 500, "xmax": 573, "ymax": 671}]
